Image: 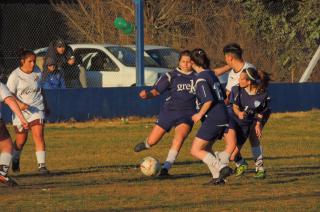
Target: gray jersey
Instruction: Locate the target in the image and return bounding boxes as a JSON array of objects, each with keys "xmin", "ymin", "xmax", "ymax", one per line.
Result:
[
  {"xmin": 225, "ymin": 62, "xmax": 255, "ymax": 92},
  {"xmin": 0, "ymin": 82, "xmax": 13, "ymax": 119},
  {"xmin": 7, "ymin": 67, "xmax": 44, "ymax": 111}
]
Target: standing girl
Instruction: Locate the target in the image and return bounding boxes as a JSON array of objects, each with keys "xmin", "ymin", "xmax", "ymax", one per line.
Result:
[
  {"xmin": 7, "ymin": 49, "xmax": 50, "ymax": 174},
  {"xmin": 229, "ymin": 67, "xmax": 271, "ymax": 178},
  {"xmin": 134, "ymin": 50, "xmax": 197, "ymax": 176},
  {"xmin": 189, "ymin": 49, "xmax": 233, "ymax": 185},
  {"xmin": 0, "ymin": 83, "xmax": 28, "ymax": 186}
]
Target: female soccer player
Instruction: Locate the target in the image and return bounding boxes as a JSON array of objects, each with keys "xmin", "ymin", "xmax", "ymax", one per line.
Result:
[
  {"xmin": 189, "ymin": 48, "xmax": 233, "ymax": 185},
  {"xmin": 0, "ymin": 82, "xmax": 28, "ymax": 186},
  {"xmin": 7, "ymin": 49, "xmax": 50, "ymax": 175},
  {"xmin": 133, "ymin": 50, "xmax": 197, "ymax": 176},
  {"xmin": 229, "ymin": 67, "xmax": 271, "ymax": 178}
]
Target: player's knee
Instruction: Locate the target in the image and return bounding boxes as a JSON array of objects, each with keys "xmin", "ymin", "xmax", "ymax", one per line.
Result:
[{"xmin": 190, "ymin": 147, "xmax": 199, "ymax": 158}]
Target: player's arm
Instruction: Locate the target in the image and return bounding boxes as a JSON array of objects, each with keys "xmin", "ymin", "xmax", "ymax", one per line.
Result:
[
  {"xmin": 6, "ymin": 73, "xmax": 29, "ymax": 110},
  {"xmin": 232, "ymin": 104, "xmax": 245, "ymax": 120},
  {"xmin": 192, "ymin": 79, "xmax": 214, "ymax": 123},
  {"xmin": 255, "ymin": 96, "xmax": 271, "ymax": 138},
  {"xmin": 139, "ymin": 89, "xmax": 160, "ymax": 99},
  {"xmin": 11, "ymin": 95, "xmax": 29, "ymax": 111},
  {"xmin": 192, "ymin": 101, "xmax": 212, "ymax": 123},
  {"xmin": 4, "ymin": 96, "xmax": 28, "ymax": 129},
  {"xmin": 140, "ymin": 72, "xmax": 170, "ymax": 99},
  {"xmin": 213, "ymin": 64, "xmax": 231, "ymax": 76}
]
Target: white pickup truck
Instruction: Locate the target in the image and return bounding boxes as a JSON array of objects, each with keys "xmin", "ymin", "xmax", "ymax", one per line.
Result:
[{"xmin": 35, "ymin": 44, "xmax": 171, "ymax": 87}]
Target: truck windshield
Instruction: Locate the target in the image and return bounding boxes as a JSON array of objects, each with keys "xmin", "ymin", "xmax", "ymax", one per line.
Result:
[
  {"xmin": 145, "ymin": 48, "xmax": 179, "ymax": 69},
  {"xmin": 106, "ymin": 46, "xmax": 160, "ymax": 67}
]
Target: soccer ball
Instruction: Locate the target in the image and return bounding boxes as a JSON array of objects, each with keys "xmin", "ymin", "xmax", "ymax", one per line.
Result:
[{"xmin": 140, "ymin": 156, "xmax": 161, "ymax": 177}]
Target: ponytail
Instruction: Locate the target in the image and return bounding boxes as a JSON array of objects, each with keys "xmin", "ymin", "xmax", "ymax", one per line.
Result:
[
  {"xmin": 191, "ymin": 48, "xmax": 211, "ymax": 69},
  {"xmin": 257, "ymin": 70, "xmax": 271, "ymax": 93}
]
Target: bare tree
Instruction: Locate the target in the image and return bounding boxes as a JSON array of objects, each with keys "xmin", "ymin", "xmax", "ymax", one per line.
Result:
[{"xmin": 50, "ymin": 0, "xmax": 278, "ymax": 78}]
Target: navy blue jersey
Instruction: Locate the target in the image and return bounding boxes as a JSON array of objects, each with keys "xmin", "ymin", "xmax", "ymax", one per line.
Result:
[
  {"xmin": 195, "ymin": 70, "xmax": 228, "ymax": 124},
  {"xmin": 153, "ymin": 68, "xmax": 197, "ymax": 111},
  {"xmin": 230, "ymin": 85, "xmax": 271, "ymax": 124}
]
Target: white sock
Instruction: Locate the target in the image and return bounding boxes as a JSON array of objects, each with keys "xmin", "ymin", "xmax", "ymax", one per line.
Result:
[
  {"xmin": 36, "ymin": 151, "xmax": 46, "ymax": 165},
  {"xmin": 0, "ymin": 152, "xmax": 12, "ymax": 175},
  {"xmin": 162, "ymin": 149, "xmax": 178, "ymax": 170},
  {"xmin": 218, "ymin": 151, "xmax": 230, "ymax": 167},
  {"xmin": 251, "ymin": 146, "xmax": 264, "ymax": 171},
  {"xmin": 202, "ymin": 153, "xmax": 221, "ymax": 178},
  {"xmin": 144, "ymin": 138, "xmax": 150, "ymax": 149}
]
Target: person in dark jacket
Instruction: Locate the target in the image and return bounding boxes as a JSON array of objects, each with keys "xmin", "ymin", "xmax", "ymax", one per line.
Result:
[
  {"xmin": 43, "ymin": 39, "xmax": 87, "ymax": 88},
  {"xmin": 63, "ymin": 51, "xmax": 81, "ymax": 88}
]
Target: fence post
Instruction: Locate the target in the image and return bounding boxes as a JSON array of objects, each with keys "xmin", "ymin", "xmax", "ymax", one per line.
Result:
[
  {"xmin": 299, "ymin": 45, "xmax": 320, "ymax": 82},
  {"xmin": 134, "ymin": 0, "xmax": 144, "ymax": 86}
]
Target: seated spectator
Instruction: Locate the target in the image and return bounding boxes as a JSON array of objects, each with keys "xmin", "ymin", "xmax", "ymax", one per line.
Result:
[{"xmin": 42, "ymin": 57, "xmax": 66, "ymax": 89}]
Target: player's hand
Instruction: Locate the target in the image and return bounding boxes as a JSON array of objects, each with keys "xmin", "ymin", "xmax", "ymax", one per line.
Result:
[
  {"xmin": 192, "ymin": 113, "xmax": 202, "ymax": 123},
  {"xmin": 255, "ymin": 122, "xmax": 262, "ymax": 138},
  {"xmin": 139, "ymin": 90, "xmax": 148, "ymax": 99},
  {"xmin": 21, "ymin": 118, "xmax": 29, "ymax": 129},
  {"xmin": 18, "ymin": 102, "xmax": 29, "ymax": 111},
  {"xmin": 238, "ymin": 111, "xmax": 246, "ymax": 120}
]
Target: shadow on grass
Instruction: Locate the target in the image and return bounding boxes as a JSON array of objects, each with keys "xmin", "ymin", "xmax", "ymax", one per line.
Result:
[
  {"xmin": 68, "ymin": 191, "xmax": 320, "ymax": 212},
  {"xmin": 16, "ymin": 172, "xmax": 209, "ymax": 190}
]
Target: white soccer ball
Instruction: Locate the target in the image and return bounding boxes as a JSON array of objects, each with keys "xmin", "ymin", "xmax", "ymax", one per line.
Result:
[{"xmin": 140, "ymin": 156, "xmax": 161, "ymax": 177}]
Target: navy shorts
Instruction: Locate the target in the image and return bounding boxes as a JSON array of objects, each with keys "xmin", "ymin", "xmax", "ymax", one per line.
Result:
[
  {"xmin": 231, "ymin": 121, "xmax": 251, "ymax": 146},
  {"xmin": 0, "ymin": 119, "xmax": 10, "ymax": 141},
  {"xmin": 156, "ymin": 109, "xmax": 195, "ymax": 132},
  {"xmin": 196, "ymin": 118, "xmax": 227, "ymax": 142}
]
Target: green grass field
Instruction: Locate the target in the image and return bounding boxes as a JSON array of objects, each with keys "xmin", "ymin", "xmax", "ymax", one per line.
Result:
[{"xmin": 1, "ymin": 110, "xmax": 320, "ymax": 211}]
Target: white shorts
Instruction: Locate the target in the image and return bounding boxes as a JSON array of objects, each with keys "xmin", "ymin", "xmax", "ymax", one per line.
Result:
[{"xmin": 12, "ymin": 106, "xmax": 45, "ymax": 131}]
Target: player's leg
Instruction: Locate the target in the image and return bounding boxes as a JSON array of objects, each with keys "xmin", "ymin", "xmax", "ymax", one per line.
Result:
[
  {"xmin": 134, "ymin": 109, "xmax": 171, "ymax": 152},
  {"xmin": 191, "ymin": 134, "xmax": 232, "ymax": 185},
  {"xmin": 248, "ymin": 127, "xmax": 265, "ymax": 178},
  {"xmin": 30, "ymin": 120, "xmax": 49, "ymax": 174},
  {"xmin": 217, "ymin": 128, "xmax": 236, "ymax": 167},
  {"xmin": 134, "ymin": 125, "xmax": 166, "ymax": 152},
  {"xmin": 12, "ymin": 128, "xmax": 28, "ymax": 173},
  {"xmin": 248, "ymin": 112, "xmax": 270, "ymax": 178},
  {"xmin": 231, "ymin": 125, "xmax": 249, "ymax": 177},
  {"xmin": 161, "ymin": 123, "xmax": 191, "ymax": 176},
  {"xmin": 0, "ymin": 122, "xmax": 18, "ymax": 186}
]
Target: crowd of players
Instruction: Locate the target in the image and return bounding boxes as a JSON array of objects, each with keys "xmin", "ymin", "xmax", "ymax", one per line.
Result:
[{"xmin": 134, "ymin": 43, "xmax": 271, "ymax": 185}]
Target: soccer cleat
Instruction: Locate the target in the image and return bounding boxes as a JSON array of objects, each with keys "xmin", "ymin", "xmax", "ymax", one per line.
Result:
[
  {"xmin": 158, "ymin": 168, "xmax": 171, "ymax": 177},
  {"xmin": 0, "ymin": 175, "xmax": 18, "ymax": 187},
  {"xmin": 12, "ymin": 159, "xmax": 20, "ymax": 173},
  {"xmin": 219, "ymin": 166, "xmax": 234, "ymax": 179},
  {"xmin": 254, "ymin": 170, "xmax": 266, "ymax": 179},
  {"xmin": 203, "ymin": 178, "xmax": 225, "ymax": 185},
  {"xmin": 38, "ymin": 164, "xmax": 50, "ymax": 175},
  {"xmin": 234, "ymin": 164, "xmax": 248, "ymax": 177},
  {"xmin": 134, "ymin": 142, "xmax": 147, "ymax": 152}
]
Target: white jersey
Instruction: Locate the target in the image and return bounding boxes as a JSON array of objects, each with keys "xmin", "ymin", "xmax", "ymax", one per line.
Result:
[
  {"xmin": 7, "ymin": 67, "xmax": 44, "ymax": 110},
  {"xmin": 0, "ymin": 82, "xmax": 13, "ymax": 119},
  {"xmin": 225, "ymin": 62, "xmax": 255, "ymax": 92},
  {"xmin": 7, "ymin": 67, "xmax": 45, "ymax": 127}
]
